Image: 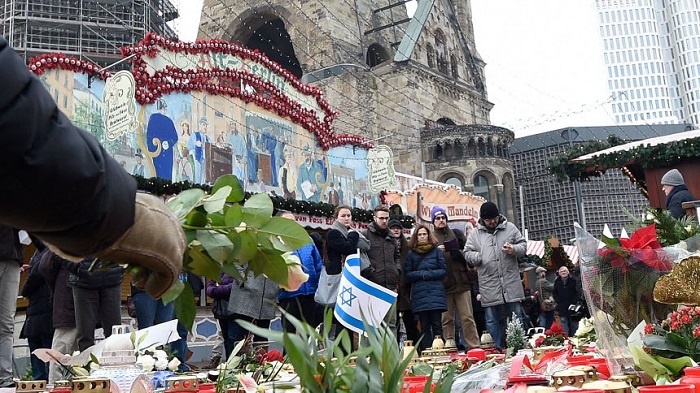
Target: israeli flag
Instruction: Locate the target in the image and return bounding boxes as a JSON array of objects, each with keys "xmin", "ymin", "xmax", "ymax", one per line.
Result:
[{"xmin": 334, "ymin": 251, "xmax": 397, "ymax": 334}]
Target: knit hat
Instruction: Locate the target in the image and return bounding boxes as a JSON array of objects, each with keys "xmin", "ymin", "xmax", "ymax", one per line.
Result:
[
  {"xmin": 536, "ymin": 266, "xmax": 547, "ymax": 274},
  {"xmin": 479, "ymin": 202, "xmax": 500, "ymax": 220},
  {"xmin": 431, "ymin": 206, "xmax": 448, "ymax": 223},
  {"xmin": 661, "ymin": 169, "xmax": 684, "ymax": 186},
  {"xmin": 388, "ymin": 219, "xmax": 403, "ymax": 229}
]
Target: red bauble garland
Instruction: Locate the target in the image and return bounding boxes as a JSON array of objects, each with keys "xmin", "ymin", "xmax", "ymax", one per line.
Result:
[
  {"xmin": 27, "ymin": 53, "xmax": 109, "ymax": 80},
  {"xmin": 121, "ymin": 32, "xmax": 372, "ymax": 151}
]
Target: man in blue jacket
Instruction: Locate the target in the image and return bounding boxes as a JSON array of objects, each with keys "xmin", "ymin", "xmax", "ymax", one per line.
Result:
[{"xmin": 277, "ymin": 211, "xmax": 323, "ymax": 332}]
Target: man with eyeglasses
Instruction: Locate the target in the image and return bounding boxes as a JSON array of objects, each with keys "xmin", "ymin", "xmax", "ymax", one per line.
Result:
[
  {"xmin": 464, "ymin": 202, "xmax": 527, "ymax": 352},
  {"xmin": 430, "ymin": 206, "xmax": 480, "ymax": 351},
  {"xmin": 362, "ymin": 205, "xmax": 402, "ymax": 338}
]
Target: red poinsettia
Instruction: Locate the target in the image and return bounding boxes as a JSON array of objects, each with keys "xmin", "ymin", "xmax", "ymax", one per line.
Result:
[{"xmin": 598, "ymin": 223, "xmax": 672, "ymax": 272}]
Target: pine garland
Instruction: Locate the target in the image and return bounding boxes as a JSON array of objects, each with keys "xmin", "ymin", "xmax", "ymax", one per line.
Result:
[
  {"xmin": 133, "ymin": 175, "xmax": 415, "ymax": 227},
  {"xmin": 548, "ymin": 135, "xmax": 700, "ymax": 184}
]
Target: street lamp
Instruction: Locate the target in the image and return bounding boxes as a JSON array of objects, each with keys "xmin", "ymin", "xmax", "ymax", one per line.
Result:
[{"xmin": 561, "ymin": 128, "xmax": 587, "ymax": 230}]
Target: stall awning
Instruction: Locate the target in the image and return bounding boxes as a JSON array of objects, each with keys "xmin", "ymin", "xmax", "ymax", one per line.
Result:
[{"xmin": 526, "ymin": 241, "xmax": 579, "ymax": 264}]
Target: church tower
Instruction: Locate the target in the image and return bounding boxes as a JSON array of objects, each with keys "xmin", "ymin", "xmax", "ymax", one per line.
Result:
[{"xmin": 199, "ymin": 0, "xmax": 516, "ymax": 218}]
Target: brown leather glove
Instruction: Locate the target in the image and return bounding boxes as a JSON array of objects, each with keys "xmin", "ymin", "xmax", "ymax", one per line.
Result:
[
  {"xmin": 47, "ymin": 193, "xmax": 184, "ymax": 298},
  {"xmin": 96, "ymin": 193, "xmax": 185, "ymax": 298}
]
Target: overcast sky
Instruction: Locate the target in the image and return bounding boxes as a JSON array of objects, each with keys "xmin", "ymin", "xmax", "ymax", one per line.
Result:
[{"xmin": 169, "ymin": 0, "xmax": 612, "ymax": 137}]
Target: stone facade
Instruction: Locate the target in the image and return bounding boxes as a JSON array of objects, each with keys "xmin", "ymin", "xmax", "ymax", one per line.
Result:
[{"xmin": 199, "ymin": 0, "xmax": 517, "ymax": 219}]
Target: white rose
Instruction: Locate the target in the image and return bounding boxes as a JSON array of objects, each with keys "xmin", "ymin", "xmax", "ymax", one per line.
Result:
[
  {"xmin": 279, "ymin": 254, "xmax": 308, "ymax": 292},
  {"xmin": 154, "ymin": 358, "xmax": 168, "ymax": 371},
  {"xmin": 136, "ymin": 354, "xmax": 156, "ymax": 371},
  {"xmin": 167, "ymin": 358, "xmax": 181, "ymax": 372},
  {"xmin": 153, "ymin": 350, "xmax": 168, "ymax": 361}
]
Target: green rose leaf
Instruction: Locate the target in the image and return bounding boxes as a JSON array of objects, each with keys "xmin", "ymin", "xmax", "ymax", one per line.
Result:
[
  {"xmin": 232, "ymin": 230, "xmax": 258, "ymax": 264},
  {"xmin": 208, "ymin": 212, "xmax": 226, "ymax": 227},
  {"xmin": 220, "ymin": 263, "xmax": 245, "ymax": 282},
  {"xmin": 202, "ymin": 185, "xmax": 230, "ymax": 214},
  {"xmin": 224, "ymin": 203, "xmax": 243, "ymax": 228},
  {"xmin": 260, "ymin": 217, "xmax": 312, "ymax": 251},
  {"xmin": 212, "ymin": 174, "xmax": 245, "ymax": 203},
  {"xmin": 173, "ymin": 282, "xmax": 196, "ymax": 331},
  {"xmin": 255, "ymin": 249, "xmax": 288, "ymax": 285},
  {"xmin": 187, "ymin": 246, "xmax": 222, "ymax": 280},
  {"xmin": 166, "ymin": 188, "xmax": 205, "ymax": 219},
  {"xmin": 161, "ymin": 280, "xmax": 184, "ymax": 305},
  {"xmin": 196, "ymin": 229, "xmax": 233, "ymax": 264},
  {"xmin": 242, "ymin": 193, "xmax": 273, "ymax": 228},
  {"xmin": 185, "ymin": 209, "xmax": 208, "ymax": 227}
]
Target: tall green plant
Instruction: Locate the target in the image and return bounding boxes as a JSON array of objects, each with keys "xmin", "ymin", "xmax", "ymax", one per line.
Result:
[
  {"xmin": 161, "ymin": 174, "xmax": 312, "ymax": 329},
  {"xmin": 239, "ymin": 310, "xmax": 456, "ymax": 392}
]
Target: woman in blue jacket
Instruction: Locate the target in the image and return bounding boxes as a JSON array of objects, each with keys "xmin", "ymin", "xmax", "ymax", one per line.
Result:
[{"xmin": 405, "ymin": 224, "xmax": 447, "ymax": 352}]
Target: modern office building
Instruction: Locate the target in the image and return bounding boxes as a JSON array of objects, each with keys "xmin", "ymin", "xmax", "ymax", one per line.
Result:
[
  {"xmin": 1, "ymin": 0, "xmax": 179, "ymax": 66},
  {"xmin": 511, "ymin": 123, "xmax": 692, "ymax": 242},
  {"xmin": 596, "ymin": 0, "xmax": 700, "ymax": 126}
]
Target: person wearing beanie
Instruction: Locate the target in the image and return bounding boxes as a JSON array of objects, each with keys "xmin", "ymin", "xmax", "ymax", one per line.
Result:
[
  {"xmin": 431, "ymin": 205, "xmax": 480, "ymax": 350},
  {"xmin": 464, "ymin": 201, "xmax": 527, "ymax": 351},
  {"xmin": 660, "ymin": 169, "xmax": 695, "ymax": 219},
  {"xmin": 535, "ymin": 266, "xmax": 555, "ymax": 328}
]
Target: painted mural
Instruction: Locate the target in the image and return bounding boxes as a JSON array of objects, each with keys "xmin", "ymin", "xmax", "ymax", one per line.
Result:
[{"xmin": 36, "ymin": 67, "xmax": 383, "ymax": 208}]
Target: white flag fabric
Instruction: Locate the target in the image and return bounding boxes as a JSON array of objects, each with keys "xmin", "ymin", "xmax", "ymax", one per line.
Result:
[{"xmin": 334, "ymin": 251, "xmax": 397, "ymax": 334}]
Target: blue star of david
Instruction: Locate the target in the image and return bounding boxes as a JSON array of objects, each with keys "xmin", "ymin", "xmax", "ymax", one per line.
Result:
[{"xmin": 339, "ymin": 286, "xmax": 356, "ymax": 306}]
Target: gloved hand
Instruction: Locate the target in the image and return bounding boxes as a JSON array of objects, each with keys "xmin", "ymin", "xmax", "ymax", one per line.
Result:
[{"xmin": 96, "ymin": 193, "xmax": 185, "ymax": 298}]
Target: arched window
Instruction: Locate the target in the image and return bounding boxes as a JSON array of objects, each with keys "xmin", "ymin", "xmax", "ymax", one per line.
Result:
[
  {"xmin": 474, "ymin": 175, "xmax": 489, "ymax": 200},
  {"xmin": 366, "ymin": 43, "xmax": 390, "ymax": 67},
  {"xmin": 445, "ymin": 177, "xmax": 463, "ymax": 188},
  {"xmin": 433, "ymin": 144, "xmax": 443, "ymax": 160},
  {"xmin": 450, "ymin": 55, "xmax": 459, "ymax": 78},
  {"xmin": 426, "ymin": 43, "xmax": 435, "ymax": 68},
  {"xmin": 435, "ymin": 30, "xmax": 448, "ymax": 74}
]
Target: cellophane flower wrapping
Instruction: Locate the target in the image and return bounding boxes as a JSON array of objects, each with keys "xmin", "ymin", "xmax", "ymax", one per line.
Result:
[{"xmin": 574, "ymin": 223, "xmax": 680, "ymax": 375}]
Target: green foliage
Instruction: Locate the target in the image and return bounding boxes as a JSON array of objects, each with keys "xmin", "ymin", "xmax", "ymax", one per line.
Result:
[
  {"xmin": 238, "ymin": 309, "xmax": 455, "ymax": 392},
  {"xmin": 164, "ymin": 175, "xmax": 313, "ymax": 330},
  {"xmin": 628, "ymin": 208, "xmax": 700, "ymax": 247},
  {"xmin": 548, "ymin": 135, "xmax": 627, "ymax": 182}
]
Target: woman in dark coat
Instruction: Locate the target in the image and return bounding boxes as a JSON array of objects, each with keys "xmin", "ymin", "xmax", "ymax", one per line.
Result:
[
  {"xmin": 404, "ymin": 224, "xmax": 447, "ymax": 352},
  {"xmin": 206, "ymin": 273, "xmax": 234, "ymax": 358},
  {"xmin": 20, "ymin": 244, "xmax": 54, "ymax": 381}
]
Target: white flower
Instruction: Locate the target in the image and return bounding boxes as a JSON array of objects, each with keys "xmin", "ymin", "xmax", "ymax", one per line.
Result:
[
  {"xmin": 236, "ymin": 373, "xmax": 262, "ymax": 393},
  {"xmin": 686, "ymin": 225, "xmax": 693, "ymax": 233},
  {"xmin": 646, "ymin": 213, "xmax": 654, "ymax": 220},
  {"xmin": 154, "ymin": 358, "xmax": 168, "ymax": 371},
  {"xmin": 167, "ymin": 358, "xmax": 181, "ymax": 372},
  {"xmin": 153, "ymin": 350, "xmax": 168, "ymax": 361},
  {"xmin": 89, "ymin": 362, "xmax": 100, "ymax": 372},
  {"xmin": 574, "ymin": 317, "xmax": 595, "ymax": 337},
  {"xmin": 136, "ymin": 354, "xmax": 156, "ymax": 371}
]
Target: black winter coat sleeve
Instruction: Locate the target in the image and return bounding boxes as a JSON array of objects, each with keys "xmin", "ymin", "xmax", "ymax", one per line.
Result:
[{"xmin": 0, "ymin": 36, "xmax": 136, "ymax": 256}]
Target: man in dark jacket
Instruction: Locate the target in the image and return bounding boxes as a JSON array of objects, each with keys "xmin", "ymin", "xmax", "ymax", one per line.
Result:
[
  {"xmin": 363, "ymin": 206, "xmax": 402, "ymax": 337},
  {"xmin": 660, "ymin": 169, "xmax": 695, "ymax": 219},
  {"xmin": 391, "ymin": 219, "xmax": 418, "ymax": 345},
  {"xmin": 431, "ymin": 206, "xmax": 480, "ymax": 350},
  {"xmin": 0, "ymin": 226, "xmax": 22, "ymax": 388},
  {"xmin": 63, "ymin": 259, "xmax": 124, "ymax": 351},
  {"xmin": 0, "ymin": 35, "xmax": 184, "ymax": 299},
  {"xmin": 39, "ymin": 251, "xmax": 78, "ymax": 384},
  {"xmin": 552, "ymin": 266, "xmax": 581, "ymax": 336}
]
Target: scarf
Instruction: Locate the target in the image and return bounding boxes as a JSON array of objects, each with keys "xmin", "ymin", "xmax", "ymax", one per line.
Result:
[
  {"xmin": 332, "ymin": 220, "xmax": 350, "ymax": 238},
  {"xmin": 414, "ymin": 241, "xmax": 434, "ymax": 254}
]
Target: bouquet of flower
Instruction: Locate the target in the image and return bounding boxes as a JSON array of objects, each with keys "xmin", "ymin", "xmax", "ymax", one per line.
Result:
[
  {"xmin": 643, "ymin": 306, "xmax": 700, "ymax": 361},
  {"xmin": 530, "ymin": 322, "xmax": 568, "ymax": 348},
  {"xmin": 135, "ymin": 347, "xmax": 181, "ymax": 372}
]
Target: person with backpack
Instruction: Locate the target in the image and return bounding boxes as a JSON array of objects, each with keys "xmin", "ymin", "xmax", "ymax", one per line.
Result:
[{"xmin": 431, "ymin": 206, "xmax": 480, "ymax": 350}]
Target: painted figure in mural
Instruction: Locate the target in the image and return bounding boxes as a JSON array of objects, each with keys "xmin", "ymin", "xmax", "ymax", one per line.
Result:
[
  {"xmin": 146, "ymin": 98, "xmax": 178, "ymax": 181},
  {"xmin": 328, "ymin": 182, "xmax": 340, "ymax": 206},
  {"xmin": 297, "ymin": 145, "xmax": 323, "ymax": 202},
  {"xmin": 176, "ymin": 121, "xmax": 193, "ymax": 182},
  {"xmin": 232, "ymin": 155, "xmax": 245, "ymax": 189},
  {"xmin": 132, "ymin": 152, "xmax": 145, "ymax": 177},
  {"xmin": 262, "ymin": 128, "xmax": 278, "ymax": 187},
  {"xmin": 227, "ymin": 121, "xmax": 246, "ymax": 167},
  {"xmin": 274, "ymin": 134, "xmax": 286, "ymax": 188},
  {"xmin": 279, "ymin": 145, "xmax": 297, "ymax": 200},
  {"xmin": 315, "ymin": 151, "xmax": 328, "ymax": 181},
  {"xmin": 247, "ymin": 127, "xmax": 259, "ymax": 184},
  {"xmin": 338, "ymin": 187, "xmax": 344, "ymax": 205},
  {"xmin": 188, "ymin": 117, "xmax": 211, "ymax": 184}
]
